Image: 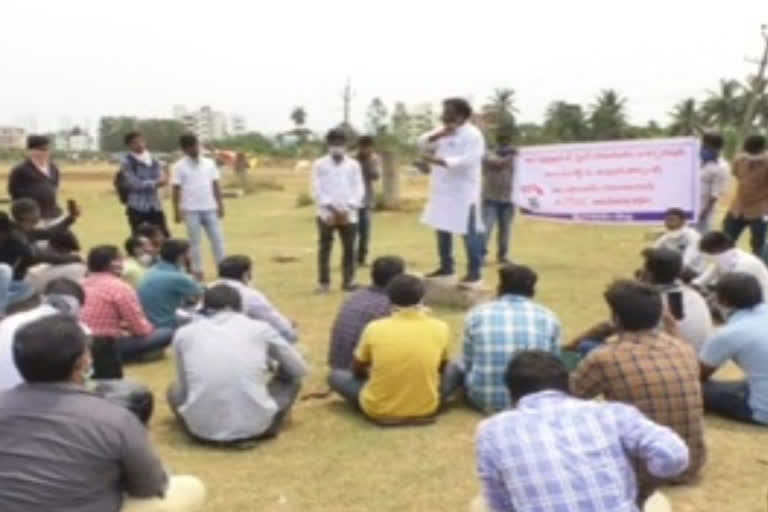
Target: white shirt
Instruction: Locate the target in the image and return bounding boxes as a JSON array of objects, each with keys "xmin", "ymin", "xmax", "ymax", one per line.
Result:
[
  {"xmin": 171, "ymin": 156, "xmax": 220, "ymax": 211},
  {"xmin": 700, "ymin": 159, "xmax": 730, "ymax": 205},
  {"xmin": 419, "ymin": 122, "xmax": 486, "ymax": 234},
  {"xmin": 659, "ymin": 283, "xmax": 713, "ymax": 351},
  {"xmin": 0, "ymin": 304, "xmax": 58, "ymax": 390},
  {"xmin": 653, "ymin": 227, "xmax": 704, "ymax": 272},
  {"xmin": 694, "ymin": 248, "xmax": 768, "ymax": 298},
  {"xmin": 310, "ymin": 155, "xmax": 365, "ymax": 223}
]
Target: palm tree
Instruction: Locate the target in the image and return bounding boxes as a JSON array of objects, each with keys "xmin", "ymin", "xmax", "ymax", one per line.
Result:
[
  {"xmin": 482, "ymin": 88, "xmax": 518, "ymax": 135},
  {"xmin": 668, "ymin": 98, "xmax": 702, "ymax": 136},
  {"xmin": 543, "ymin": 101, "xmax": 588, "ymax": 141},
  {"xmin": 290, "ymin": 106, "xmax": 307, "ymax": 128},
  {"xmin": 588, "ymin": 89, "xmax": 628, "ymax": 140},
  {"xmin": 701, "ymin": 79, "xmax": 744, "ymax": 129}
]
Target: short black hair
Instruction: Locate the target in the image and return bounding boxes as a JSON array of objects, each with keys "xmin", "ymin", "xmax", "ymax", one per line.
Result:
[
  {"xmin": 744, "ymin": 134, "xmax": 767, "ymax": 155},
  {"xmin": 87, "ymin": 245, "xmax": 119, "ymax": 273},
  {"xmin": 716, "ymin": 272, "xmax": 763, "ymax": 310},
  {"xmin": 326, "ymin": 129, "xmax": 347, "ymax": 144},
  {"xmin": 11, "ymin": 198, "xmax": 40, "ymax": 221},
  {"xmin": 604, "ymin": 279, "xmax": 662, "ymax": 331},
  {"xmin": 443, "ymin": 97, "xmax": 473, "ymax": 119},
  {"xmin": 387, "ymin": 274, "xmax": 425, "ymax": 307},
  {"xmin": 160, "ymin": 238, "xmax": 190, "ymax": 264},
  {"xmin": 702, "ymin": 132, "xmax": 724, "ymax": 151},
  {"xmin": 699, "ymin": 231, "xmax": 734, "ymax": 253},
  {"xmin": 124, "ymin": 235, "xmax": 144, "ymax": 257},
  {"xmin": 665, "ymin": 207, "xmax": 686, "ymax": 220},
  {"xmin": 43, "ymin": 278, "xmax": 85, "ymax": 305},
  {"xmin": 358, "ymin": 135, "xmax": 375, "ymax": 147},
  {"xmin": 218, "ymin": 255, "xmax": 252, "ymax": 280},
  {"xmin": 49, "ymin": 230, "xmax": 80, "ymax": 252},
  {"xmin": 124, "ymin": 131, "xmax": 142, "ymax": 146},
  {"xmin": 179, "ymin": 133, "xmax": 198, "ymax": 149},
  {"xmin": 642, "ymin": 248, "xmax": 682, "ymax": 285},
  {"xmin": 13, "ymin": 315, "xmax": 87, "ymax": 383},
  {"xmin": 504, "ymin": 350, "xmax": 569, "ymax": 402},
  {"xmin": 0, "ymin": 212, "xmax": 11, "ymax": 234},
  {"xmin": 203, "ymin": 284, "xmax": 243, "ymax": 312},
  {"xmin": 26, "ymin": 135, "xmax": 50, "ymax": 150},
  {"xmin": 498, "ymin": 264, "xmax": 537, "ymax": 297},
  {"xmin": 136, "ymin": 223, "xmax": 163, "ymax": 240},
  {"xmin": 371, "ymin": 256, "xmax": 405, "ymax": 288}
]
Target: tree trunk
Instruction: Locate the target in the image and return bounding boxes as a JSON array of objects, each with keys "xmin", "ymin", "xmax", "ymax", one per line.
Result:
[
  {"xmin": 381, "ymin": 150, "xmax": 400, "ymax": 210},
  {"xmin": 738, "ymin": 32, "xmax": 768, "ymax": 147}
]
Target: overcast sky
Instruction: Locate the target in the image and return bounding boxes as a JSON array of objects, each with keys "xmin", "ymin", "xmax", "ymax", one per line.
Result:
[{"xmin": 1, "ymin": 0, "xmax": 765, "ymax": 135}]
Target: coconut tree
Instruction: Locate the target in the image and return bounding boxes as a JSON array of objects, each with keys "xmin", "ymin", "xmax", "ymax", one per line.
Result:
[
  {"xmin": 482, "ymin": 88, "xmax": 518, "ymax": 137},
  {"xmin": 701, "ymin": 79, "xmax": 744, "ymax": 129},
  {"xmin": 588, "ymin": 89, "xmax": 628, "ymax": 140},
  {"xmin": 668, "ymin": 98, "xmax": 703, "ymax": 136},
  {"xmin": 543, "ymin": 101, "xmax": 589, "ymax": 141}
]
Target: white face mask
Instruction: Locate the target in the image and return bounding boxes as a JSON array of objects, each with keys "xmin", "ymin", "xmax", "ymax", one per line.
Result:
[
  {"xmin": 138, "ymin": 253, "xmax": 154, "ymax": 266},
  {"xmin": 329, "ymin": 145, "xmax": 346, "ymax": 157}
]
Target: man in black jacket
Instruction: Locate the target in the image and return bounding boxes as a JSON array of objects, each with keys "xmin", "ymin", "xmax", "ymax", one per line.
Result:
[{"xmin": 8, "ymin": 135, "xmax": 62, "ymax": 224}]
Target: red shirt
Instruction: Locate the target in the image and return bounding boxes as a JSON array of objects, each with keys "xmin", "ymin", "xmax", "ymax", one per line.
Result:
[{"xmin": 80, "ymin": 272, "xmax": 153, "ymax": 338}]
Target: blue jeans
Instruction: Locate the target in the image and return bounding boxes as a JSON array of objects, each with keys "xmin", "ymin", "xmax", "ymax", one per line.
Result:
[
  {"xmin": 723, "ymin": 212, "xmax": 767, "ymax": 256},
  {"xmin": 184, "ymin": 210, "xmax": 226, "ymax": 273},
  {"xmin": 702, "ymin": 380, "xmax": 761, "ymax": 424},
  {"xmin": 0, "ymin": 263, "xmax": 34, "ymax": 314},
  {"xmin": 481, "ymin": 200, "xmax": 515, "ymax": 262},
  {"xmin": 436, "ymin": 206, "xmax": 483, "ymax": 280},
  {"xmin": 357, "ymin": 207, "xmax": 371, "ymax": 264},
  {"xmin": 117, "ymin": 328, "xmax": 175, "ymax": 362}
]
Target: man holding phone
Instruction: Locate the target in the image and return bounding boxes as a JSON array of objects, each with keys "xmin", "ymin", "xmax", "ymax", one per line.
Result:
[{"xmin": 310, "ymin": 129, "xmax": 365, "ymax": 294}]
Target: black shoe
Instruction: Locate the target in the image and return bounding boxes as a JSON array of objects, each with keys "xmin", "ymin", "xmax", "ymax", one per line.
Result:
[{"xmin": 426, "ymin": 269, "xmax": 454, "ymax": 279}]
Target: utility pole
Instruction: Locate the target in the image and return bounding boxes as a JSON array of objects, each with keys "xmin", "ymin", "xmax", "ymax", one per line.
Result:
[
  {"xmin": 341, "ymin": 78, "xmax": 353, "ymax": 128},
  {"xmin": 738, "ymin": 24, "xmax": 768, "ymax": 145}
]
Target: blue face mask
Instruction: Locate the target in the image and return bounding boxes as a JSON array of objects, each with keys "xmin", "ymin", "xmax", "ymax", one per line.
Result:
[{"xmin": 701, "ymin": 147, "xmax": 719, "ymax": 164}]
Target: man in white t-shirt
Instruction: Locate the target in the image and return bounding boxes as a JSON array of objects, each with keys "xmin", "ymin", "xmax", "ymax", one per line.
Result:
[
  {"xmin": 172, "ymin": 134, "xmax": 226, "ymax": 280},
  {"xmin": 697, "ymin": 133, "xmax": 730, "ymax": 233},
  {"xmin": 654, "ymin": 208, "xmax": 705, "ymax": 275},
  {"xmin": 694, "ymin": 231, "xmax": 768, "ymax": 299}
]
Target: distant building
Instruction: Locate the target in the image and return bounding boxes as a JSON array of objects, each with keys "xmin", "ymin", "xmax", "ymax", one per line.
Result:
[
  {"xmin": 0, "ymin": 126, "xmax": 26, "ymax": 149},
  {"xmin": 230, "ymin": 114, "xmax": 247, "ymax": 136},
  {"xmin": 173, "ymin": 105, "xmax": 233, "ymax": 142},
  {"xmin": 53, "ymin": 127, "xmax": 96, "ymax": 152}
]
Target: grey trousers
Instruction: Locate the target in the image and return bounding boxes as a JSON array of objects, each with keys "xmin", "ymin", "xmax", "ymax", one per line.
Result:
[{"xmin": 167, "ymin": 374, "xmax": 301, "ymax": 444}]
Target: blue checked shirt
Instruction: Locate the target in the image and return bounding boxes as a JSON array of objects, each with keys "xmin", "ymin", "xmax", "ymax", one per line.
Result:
[
  {"xmin": 120, "ymin": 154, "xmax": 164, "ymax": 212},
  {"xmin": 476, "ymin": 391, "xmax": 690, "ymax": 512},
  {"xmin": 463, "ymin": 295, "xmax": 561, "ymax": 411}
]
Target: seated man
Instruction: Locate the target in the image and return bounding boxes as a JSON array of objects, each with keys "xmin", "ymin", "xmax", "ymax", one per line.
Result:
[
  {"xmin": 328, "ymin": 274, "xmax": 450, "ymax": 424},
  {"xmin": 328, "ymin": 255, "xmax": 405, "ymax": 370},
  {"xmin": 81, "ymin": 245, "xmax": 175, "ymax": 369},
  {"xmin": 653, "ymin": 207, "xmax": 704, "ymax": 275},
  {"xmin": 571, "ymin": 280, "xmax": 705, "ymax": 503},
  {"xmin": 0, "ymin": 314, "xmax": 206, "ymax": 512},
  {"xmin": 474, "ymin": 351, "xmax": 689, "ymax": 512},
  {"xmin": 450, "ymin": 264, "xmax": 561, "ymax": 413},
  {"xmin": 25, "ymin": 230, "xmax": 87, "ymax": 294},
  {"xmin": 137, "ymin": 222, "xmax": 167, "ymax": 258},
  {"xmin": 693, "ymin": 231, "xmax": 768, "ymax": 299},
  {"xmin": 122, "ymin": 235, "xmax": 155, "ymax": 288},
  {"xmin": 168, "ymin": 284, "xmax": 307, "ymax": 443},
  {"xmin": 138, "ymin": 239, "xmax": 203, "ymax": 329},
  {"xmin": 700, "ymin": 272, "xmax": 768, "ymax": 425},
  {"xmin": 212, "ymin": 255, "xmax": 297, "ymax": 343}
]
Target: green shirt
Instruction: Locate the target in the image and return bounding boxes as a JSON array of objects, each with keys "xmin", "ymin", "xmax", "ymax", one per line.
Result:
[{"xmin": 137, "ymin": 262, "xmax": 202, "ymax": 329}]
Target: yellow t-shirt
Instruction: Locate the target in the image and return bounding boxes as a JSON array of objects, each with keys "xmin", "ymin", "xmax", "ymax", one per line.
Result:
[
  {"xmin": 122, "ymin": 258, "xmax": 147, "ymax": 288},
  {"xmin": 354, "ymin": 309, "xmax": 449, "ymax": 420}
]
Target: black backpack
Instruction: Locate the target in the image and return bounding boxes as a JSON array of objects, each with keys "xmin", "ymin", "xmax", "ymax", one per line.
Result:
[{"xmin": 114, "ymin": 155, "xmax": 139, "ymax": 204}]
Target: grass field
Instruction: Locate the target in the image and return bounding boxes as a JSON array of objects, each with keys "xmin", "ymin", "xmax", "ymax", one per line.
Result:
[{"xmin": 12, "ymin": 162, "xmax": 768, "ymax": 512}]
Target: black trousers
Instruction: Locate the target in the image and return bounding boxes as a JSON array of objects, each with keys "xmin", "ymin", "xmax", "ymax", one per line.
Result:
[
  {"xmin": 317, "ymin": 218, "xmax": 357, "ymax": 286},
  {"xmin": 126, "ymin": 208, "xmax": 170, "ymax": 237},
  {"xmin": 91, "ymin": 337, "xmax": 123, "ymax": 380},
  {"xmin": 90, "ymin": 379, "xmax": 154, "ymax": 425}
]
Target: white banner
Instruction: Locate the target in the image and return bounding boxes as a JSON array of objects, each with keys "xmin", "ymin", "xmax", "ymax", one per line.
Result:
[{"xmin": 513, "ymin": 138, "xmax": 700, "ymax": 224}]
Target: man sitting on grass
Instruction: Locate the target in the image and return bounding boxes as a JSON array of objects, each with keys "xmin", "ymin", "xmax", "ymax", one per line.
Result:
[
  {"xmin": 122, "ymin": 235, "xmax": 155, "ymax": 288},
  {"xmin": 473, "ymin": 351, "xmax": 689, "ymax": 512},
  {"xmin": 168, "ymin": 284, "xmax": 306, "ymax": 444},
  {"xmin": 700, "ymin": 272, "xmax": 768, "ymax": 425},
  {"xmin": 0, "ymin": 314, "xmax": 206, "ymax": 512},
  {"xmin": 444, "ymin": 263, "xmax": 561, "ymax": 413},
  {"xmin": 328, "ymin": 274, "xmax": 450, "ymax": 424},
  {"xmin": 24, "ymin": 229, "xmax": 87, "ymax": 294},
  {"xmin": 570, "ymin": 280, "xmax": 705, "ymax": 504},
  {"xmin": 693, "ymin": 231, "xmax": 768, "ymax": 300},
  {"xmin": 327, "ymin": 255, "xmax": 405, "ymax": 370},
  {"xmin": 653, "ymin": 207, "xmax": 704, "ymax": 275},
  {"xmin": 212, "ymin": 255, "xmax": 297, "ymax": 343}
]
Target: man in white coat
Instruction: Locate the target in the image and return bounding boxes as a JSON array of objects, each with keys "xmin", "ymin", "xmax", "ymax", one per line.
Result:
[{"xmin": 419, "ymin": 98, "xmax": 486, "ymax": 285}]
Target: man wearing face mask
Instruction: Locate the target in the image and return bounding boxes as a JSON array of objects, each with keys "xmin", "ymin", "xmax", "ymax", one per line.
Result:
[
  {"xmin": 697, "ymin": 132, "xmax": 729, "ymax": 233},
  {"xmin": 310, "ymin": 129, "xmax": 365, "ymax": 293},
  {"xmin": 81, "ymin": 245, "xmax": 175, "ymax": 374},
  {"xmin": 419, "ymin": 98, "xmax": 486, "ymax": 286},
  {"xmin": 8, "ymin": 135, "xmax": 63, "ymax": 225},
  {"xmin": 122, "ymin": 235, "xmax": 155, "ymax": 288},
  {"xmin": 693, "ymin": 231, "xmax": 768, "ymax": 300}
]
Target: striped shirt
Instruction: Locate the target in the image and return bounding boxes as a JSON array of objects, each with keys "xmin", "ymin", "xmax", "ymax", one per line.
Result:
[
  {"xmin": 120, "ymin": 154, "xmax": 164, "ymax": 212},
  {"xmin": 463, "ymin": 295, "xmax": 561, "ymax": 411}
]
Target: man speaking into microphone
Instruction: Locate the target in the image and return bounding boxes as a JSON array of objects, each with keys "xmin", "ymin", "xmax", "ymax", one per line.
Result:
[{"xmin": 419, "ymin": 98, "xmax": 486, "ymax": 286}]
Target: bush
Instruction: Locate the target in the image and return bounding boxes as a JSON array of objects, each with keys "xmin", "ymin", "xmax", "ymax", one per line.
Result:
[{"xmin": 296, "ymin": 192, "xmax": 314, "ymax": 208}]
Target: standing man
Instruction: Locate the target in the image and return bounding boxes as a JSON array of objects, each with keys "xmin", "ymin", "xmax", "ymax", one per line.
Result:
[
  {"xmin": 311, "ymin": 129, "xmax": 365, "ymax": 293},
  {"xmin": 723, "ymin": 134, "xmax": 768, "ymax": 255},
  {"xmin": 8, "ymin": 135, "xmax": 62, "ymax": 224},
  {"xmin": 481, "ymin": 132, "xmax": 516, "ymax": 265},
  {"xmin": 172, "ymin": 134, "xmax": 226, "ymax": 280},
  {"xmin": 355, "ymin": 136, "xmax": 380, "ymax": 267},
  {"xmin": 697, "ymin": 132, "xmax": 729, "ymax": 233},
  {"xmin": 117, "ymin": 131, "xmax": 170, "ymax": 237},
  {"xmin": 419, "ymin": 98, "xmax": 486, "ymax": 285}
]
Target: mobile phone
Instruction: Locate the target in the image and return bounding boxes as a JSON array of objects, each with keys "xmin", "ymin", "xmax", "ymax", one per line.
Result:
[{"xmin": 667, "ymin": 291, "xmax": 684, "ymax": 320}]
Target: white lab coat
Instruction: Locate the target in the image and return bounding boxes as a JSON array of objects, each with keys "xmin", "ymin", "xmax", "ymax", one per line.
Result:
[{"xmin": 419, "ymin": 123, "xmax": 486, "ymax": 234}]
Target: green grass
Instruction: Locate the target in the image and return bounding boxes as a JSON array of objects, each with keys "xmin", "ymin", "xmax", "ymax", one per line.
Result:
[{"xmin": 40, "ymin": 167, "xmax": 768, "ymax": 511}]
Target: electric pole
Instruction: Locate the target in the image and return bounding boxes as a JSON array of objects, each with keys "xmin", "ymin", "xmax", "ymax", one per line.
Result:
[
  {"xmin": 738, "ymin": 24, "xmax": 768, "ymax": 145},
  {"xmin": 341, "ymin": 79, "xmax": 353, "ymax": 128}
]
